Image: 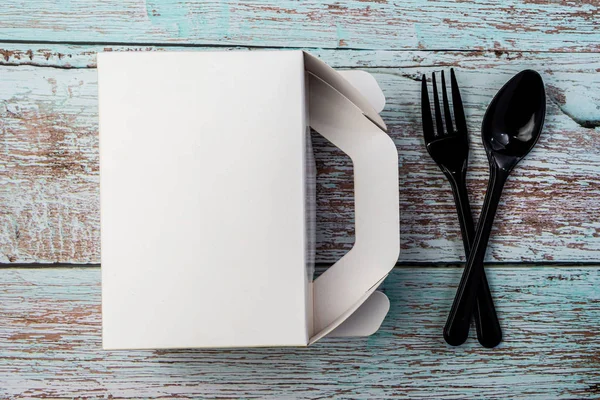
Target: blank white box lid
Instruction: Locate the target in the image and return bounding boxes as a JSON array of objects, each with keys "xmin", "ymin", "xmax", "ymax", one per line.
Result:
[{"xmin": 99, "ymin": 51, "xmax": 310, "ymax": 349}]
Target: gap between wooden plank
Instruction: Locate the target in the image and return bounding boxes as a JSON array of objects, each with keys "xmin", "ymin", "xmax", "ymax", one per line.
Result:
[
  {"xmin": 1, "ymin": 263, "xmax": 600, "ymax": 269},
  {"xmin": 1, "ymin": 40, "xmax": 599, "ymax": 54}
]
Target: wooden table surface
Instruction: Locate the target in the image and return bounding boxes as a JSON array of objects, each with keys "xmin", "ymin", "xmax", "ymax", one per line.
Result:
[{"xmin": 1, "ymin": 1, "xmax": 599, "ymax": 398}]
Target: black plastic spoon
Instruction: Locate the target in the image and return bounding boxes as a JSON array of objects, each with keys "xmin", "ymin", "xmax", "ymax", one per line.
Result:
[{"xmin": 444, "ymin": 70, "xmax": 546, "ymax": 347}]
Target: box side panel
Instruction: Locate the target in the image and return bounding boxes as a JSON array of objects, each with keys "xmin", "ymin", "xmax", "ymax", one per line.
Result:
[
  {"xmin": 99, "ymin": 51, "xmax": 309, "ymax": 349},
  {"xmin": 303, "ymin": 71, "xmax": 315, "ymax": 338}
]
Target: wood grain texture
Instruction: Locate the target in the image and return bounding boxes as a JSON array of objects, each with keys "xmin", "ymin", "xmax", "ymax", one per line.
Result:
[
  {"xmin": 0, "ymin": 65, "xmax": 98, "ymax": 263},
  {"xmin": 0, "ymin": 266, "xmax": 599, "ymax": 399},
  {"xmin": 1, "ymin": 47, "xmax": 599, "ymax": 264},
  {"xmin": 1, "ymin": 0, "xmax": 599, "ymax": 52}
]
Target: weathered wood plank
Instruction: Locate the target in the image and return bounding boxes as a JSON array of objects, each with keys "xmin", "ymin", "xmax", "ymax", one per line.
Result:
[
  {"xmin": 1, "ymin": 48, "xmax": 599, "ymax": 264},
  {"xmin": 0, "ymin": 66, "xmax": 98, "ymax": 263},
  {"xmin": 0, "ymin": 266, "xmax": 598, "ymax": 398},
  {"xmin": 1, "ymin": 0, "xmax": 599, "ymax": 52}
]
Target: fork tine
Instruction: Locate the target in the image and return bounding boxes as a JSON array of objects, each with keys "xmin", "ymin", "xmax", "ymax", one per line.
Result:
[
  {"xmin": 441, "ymin": 71, "xmax": 454, "ymax": 134},
  {"xmin": 421, "ymin": 74, "xmax": 435, "ymax": 143},
  {"xmin": 450, "ymin": 68, "xmax": 468, "ymax": 135},
  {"xmin": 431, "ymin": 72, "xmax": 444, "ymax": 137}
]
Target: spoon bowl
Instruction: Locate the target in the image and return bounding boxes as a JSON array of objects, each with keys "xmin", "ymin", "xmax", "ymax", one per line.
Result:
[{"xmin": 482, "ymin": 69, "xmax": 546, "ymax": 171}]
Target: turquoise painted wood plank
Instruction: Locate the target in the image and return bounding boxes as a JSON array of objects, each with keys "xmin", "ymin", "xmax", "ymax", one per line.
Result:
[
  {"xmin": 0, "ymin": 47, "xmax": 599, "ymax": 264},
  {"xmin": 0, "ymin": 266, "xmax": 599, "ymax": 398},
  {"xmin": 1, "ymin": 0, "xmax": 599, "ymax": 52}
]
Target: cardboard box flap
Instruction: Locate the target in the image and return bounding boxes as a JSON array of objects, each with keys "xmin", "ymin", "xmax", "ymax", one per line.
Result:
[
  {"xmin": 325, "ymin": 290, "xmax": 390, "ymax": 338},
  {"xmin": 308, "ymin": 276, "xmax": 388, "ymax": 344},
  {"xmin": 303, "ymin": 52, "xmax": 386, "ymax": 131},
  {"xmin": 307, "ymin": 73, "xmax": 399, "ymax": 341},
  {"xmin": 337, "ymin": 70, "xmax": 386, "ymax": 114}
]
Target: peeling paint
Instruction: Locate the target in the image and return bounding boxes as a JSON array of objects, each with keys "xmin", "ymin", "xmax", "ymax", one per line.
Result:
[{"xmin": 548, "ymin": 84, "xmax": 600, "ymax": 129}]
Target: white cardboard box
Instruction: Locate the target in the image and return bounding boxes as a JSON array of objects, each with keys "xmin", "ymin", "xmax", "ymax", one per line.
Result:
[{"xmin": 98, "ymin": 50, "xmax": 399, "ymax": 349}]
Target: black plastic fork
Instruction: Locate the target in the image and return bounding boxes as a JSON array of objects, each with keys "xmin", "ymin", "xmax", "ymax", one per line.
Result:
[{"xmin": 421, "ymin": 69, "xmax": 502, "ymax": 348}]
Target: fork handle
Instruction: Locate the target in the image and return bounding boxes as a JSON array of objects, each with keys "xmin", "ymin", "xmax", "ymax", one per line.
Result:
[{"xmin": 446, "ymin": 172, "xmax": 502, "ymax": 348}]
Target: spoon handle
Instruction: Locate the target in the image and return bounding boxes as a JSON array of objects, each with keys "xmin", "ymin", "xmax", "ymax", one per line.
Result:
[
  {"xmin": 444, "ymin": 166, "xmax": 507, "ymax": 347},
  {"xmin": 473, "ymin": 274, "xmax": 502, "ymax": 348},
  {"xmin": 447, "ymin": 173, "xmax": 502, "ymax": 348}
]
